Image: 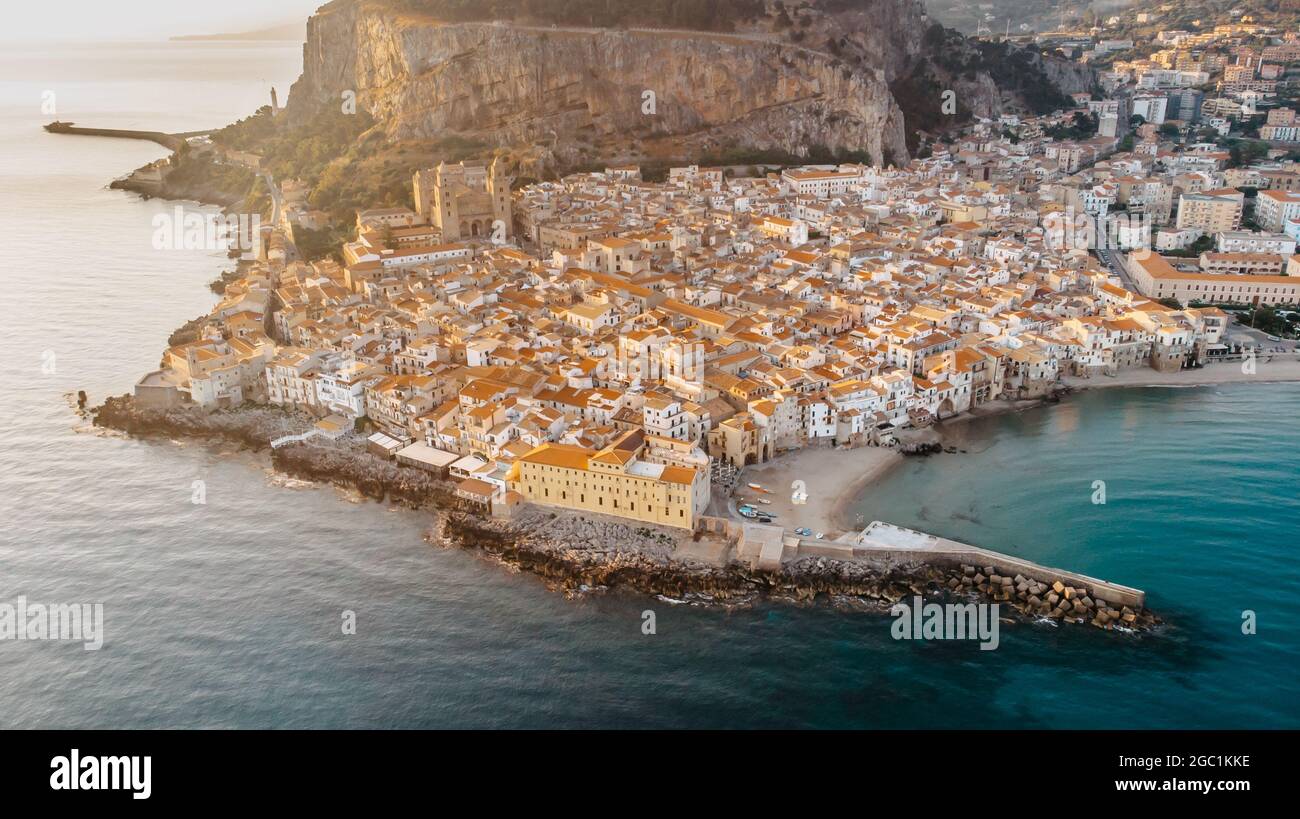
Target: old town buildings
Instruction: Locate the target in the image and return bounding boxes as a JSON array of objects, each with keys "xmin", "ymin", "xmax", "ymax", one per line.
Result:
[{"xmin": 134, "ymin": 26, "xmax": 1300, "ymax": 528}]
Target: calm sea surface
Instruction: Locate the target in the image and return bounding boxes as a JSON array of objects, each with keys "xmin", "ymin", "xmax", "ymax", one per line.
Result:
[{"xmin": 1, "ymin": 42, "xmax": 1297, "ymax": 729}]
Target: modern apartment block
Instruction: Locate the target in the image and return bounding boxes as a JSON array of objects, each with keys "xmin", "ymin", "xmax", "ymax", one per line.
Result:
[{"xmin": 1175, "ymin": 189, "xmax": 1243, "ymax": 234}]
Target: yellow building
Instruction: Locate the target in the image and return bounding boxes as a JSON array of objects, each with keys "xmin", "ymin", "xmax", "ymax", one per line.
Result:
[
  {"xmin": 506, "ymin": 430, "xmax": 709, "ymax": 530},
  {"xmin": 1175, "ymin": 190, "xmax": 1243, "ymax": 234},
  {"xmin": 938, "ymin": 200, "xmax": 989, "ymax": 225}
]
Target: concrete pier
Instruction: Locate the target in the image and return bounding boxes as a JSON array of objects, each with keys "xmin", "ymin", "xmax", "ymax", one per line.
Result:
[
  {"xmin": 43, "ymin": 121, "xmax": 211, "ymax": 152},
  {"xmin": 795, "ymin": 521, "xmax": 1146, "ymax": 609},
  {"xmin": 722, "ymin": 515, "xmax": 1148, "ymax": 610}
]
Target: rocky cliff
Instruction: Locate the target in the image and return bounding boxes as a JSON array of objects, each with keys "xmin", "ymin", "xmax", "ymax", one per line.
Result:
[
  {"xmin": 1034, "ymin": 52, "xmax": 1097, "ymax": 96},
  {"xmin": 287, "ymin": 0, "xmax": 912, "ymax": 168},
  {"xmin": 281, "ymin": 0, "xmax": 1090, "ymax": 175}
]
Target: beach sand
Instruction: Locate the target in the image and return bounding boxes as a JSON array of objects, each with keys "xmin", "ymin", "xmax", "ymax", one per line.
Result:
[
  {"xmin": 718, "ymin": 358, "xmax": 1300, "ymax": 541},
  {"xmin": 1062, "ymin": 357, "xmax": 1300, "ymax": 390},
  {"xmin": 729, "ymin": 445, "xmax": 902, "ymax": 539}
]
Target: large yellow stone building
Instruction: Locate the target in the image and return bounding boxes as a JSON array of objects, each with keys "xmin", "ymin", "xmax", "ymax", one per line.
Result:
[
  {"xmin": 506, "ymin": 430, "xmax": 709, "ymax": 530},
  {"xmin": 1127, "ymin": 251, "xmax": 1300, "ymax": 306}
]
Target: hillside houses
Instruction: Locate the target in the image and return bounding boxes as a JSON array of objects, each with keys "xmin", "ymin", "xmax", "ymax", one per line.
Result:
[{"xmin": 134, "ymin": 133, "xmax": 1254, "ymax": 527}]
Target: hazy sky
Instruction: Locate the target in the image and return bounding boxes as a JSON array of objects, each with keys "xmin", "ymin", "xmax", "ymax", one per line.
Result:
[{"xmin": 7, "ymin": 0, "xmax": 325, "ymax": 42}]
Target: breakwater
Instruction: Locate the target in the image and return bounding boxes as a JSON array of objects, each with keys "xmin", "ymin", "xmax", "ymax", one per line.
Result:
[
  {"xmin": 44, "ymin": 121, "xmax": 210, "ymax": 152},
  {"xmin": 438, "ymin": 510, "xmax": 1160, "ymax": 630}
]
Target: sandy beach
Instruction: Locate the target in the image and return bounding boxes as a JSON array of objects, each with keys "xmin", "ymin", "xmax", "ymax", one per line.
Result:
[
  {"xmin": 716, "ymin": 357, "xmax": 1300, "ymax": 541},
  {"xmin": 1062, "ymin": 356, "xmax": 1300, "ymax": 390},
  {"xmin": 727, "ymin": 445, "xmax": 903, "ymax": 539}
]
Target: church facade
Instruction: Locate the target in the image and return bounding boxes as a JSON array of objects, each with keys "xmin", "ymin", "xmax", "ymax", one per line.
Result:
[{"xmin": 413, "ymin": 158, "xmax": 512, "ymax": 242}]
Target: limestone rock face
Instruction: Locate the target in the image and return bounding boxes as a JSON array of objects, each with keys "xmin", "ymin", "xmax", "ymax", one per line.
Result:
[
  {"xmin": 288, "ymin": 3, "xmax": 911, "ymax": 167},
  {"xmin": 1035, "ymin": 53, "xmax": 1097, "ymax": 96}
]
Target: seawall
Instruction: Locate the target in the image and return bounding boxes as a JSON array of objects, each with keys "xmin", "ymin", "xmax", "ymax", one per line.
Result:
[
  {"xmin": 728, "ymin": 518, "xmax": 1147, "ymax": 614},
  {"xmin": 43, "ymin": 121, "xmax": 208, "ymax": 151}
]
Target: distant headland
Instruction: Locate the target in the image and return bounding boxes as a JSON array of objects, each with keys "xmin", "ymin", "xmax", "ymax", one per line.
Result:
[{"xmin": 169, "ymin": 21, "xmax": 306, "ymax": 42}]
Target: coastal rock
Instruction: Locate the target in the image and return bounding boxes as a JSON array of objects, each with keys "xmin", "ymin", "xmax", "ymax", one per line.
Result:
[
  {"xmin": 92, "ymin": 398, "xmax": 1164, "ymax": 634},
  {"xmin": 290, "ymin": 2, "xmax": 913, "ymax": 170},
  {"xmin": 91, "ymin": 394, "xmax": 456, "ymax": 509},
  {"xmin": 92, "ymin": 394, "xmax": 305, "ymax": 450}
]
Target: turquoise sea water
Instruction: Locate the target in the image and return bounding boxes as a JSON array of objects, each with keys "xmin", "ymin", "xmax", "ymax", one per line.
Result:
[
  {"xmin": 851, "ymin": 387, "xmax": 1300, "ymax": 728},
  {"xmin": 1, "ymin": 42, "xmax": 1297, "ymax": 729}
]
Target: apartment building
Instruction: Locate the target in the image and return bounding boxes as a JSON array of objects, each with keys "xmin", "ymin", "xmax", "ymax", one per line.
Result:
[
  {"xmin": 1175, "ymin": 190, "xmax": 1243, "ymax": 234},
  {"xmin": 1255, "ymin": 189, "xmax": 1300, "ymax": 232},
  {"xmin": 265, "ymin": 348, "xmax": 322, "ymax": 410},
  {"xmin": 757, "ymin": 215, "xmax": 809, "ymax": 246},
  {"xmin": 1215, "ymin": 231, "xmax": 1296, "ymax": 255}
]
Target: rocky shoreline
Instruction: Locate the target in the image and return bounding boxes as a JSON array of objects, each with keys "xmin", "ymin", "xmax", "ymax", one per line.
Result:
[
  {"xmin": 90, "ymin": 395, "xmax": 1161, "ymax": 633},
  {"xmin": 90, "ymin": 395, "xmax": 457, "ymax": 508},
  {"xmin": 93, "ymin": 394, "xmax": 303, "ymax": 451},
  {"xmin": 109, "ymin": 150, "xmax": 253, "ymax": 211},
  {"xmin": 433, "ymin": 510, "xmax": 1163, "ymax": 632},
  {"xmin": 110, "ymin": 171, "xmax": 244, "ymax": 209}
]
